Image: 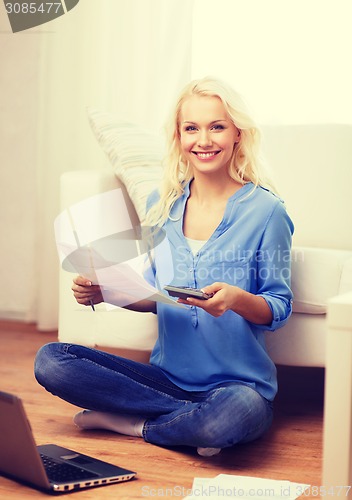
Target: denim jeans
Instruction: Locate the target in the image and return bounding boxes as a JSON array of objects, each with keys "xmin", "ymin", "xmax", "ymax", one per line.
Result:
[{"xmin": 34, "ymin": 343, "xmax": 273, "ymax": 449}]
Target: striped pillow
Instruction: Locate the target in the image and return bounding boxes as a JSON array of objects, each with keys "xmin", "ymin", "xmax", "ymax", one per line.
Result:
[{"xmin": 87, "ymin": 108, "xmax": 164, "ymax": 222}]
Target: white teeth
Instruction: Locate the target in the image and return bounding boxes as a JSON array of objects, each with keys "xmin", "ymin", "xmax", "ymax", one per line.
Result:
[{"xmin": 196, "ymin": 152, "xmax": 218, "ymax": 158}]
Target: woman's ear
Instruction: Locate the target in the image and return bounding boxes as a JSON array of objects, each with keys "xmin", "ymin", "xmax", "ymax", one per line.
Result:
[{"xmin": 234, "ymin": 129, "xmax": 241, "ymax": 144}]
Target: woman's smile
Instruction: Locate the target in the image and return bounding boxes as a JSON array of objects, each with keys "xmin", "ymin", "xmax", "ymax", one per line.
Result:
[{"xmin": 192, "ymin": 150, "xmax": 221, "ymax": 160}]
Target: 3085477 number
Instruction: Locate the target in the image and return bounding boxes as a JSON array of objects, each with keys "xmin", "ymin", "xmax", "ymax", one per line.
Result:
[
  {"xmin": 5, "ymin": 2, "xmax": 63, "ymax": 14},
  {"xmin": 295, "ymin": 485, "xmax": 351, "ymax": 497}
]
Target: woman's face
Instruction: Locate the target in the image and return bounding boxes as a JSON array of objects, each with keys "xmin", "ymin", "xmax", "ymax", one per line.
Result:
[{"xmin": 179, "ymin": 95, "xmax": 240, "ymax": 176}]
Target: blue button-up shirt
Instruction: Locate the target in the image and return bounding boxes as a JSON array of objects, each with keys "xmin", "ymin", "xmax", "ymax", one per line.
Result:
[{"xmin": 144, "ymin": 182, "xmax": 294, "ymax": 401}]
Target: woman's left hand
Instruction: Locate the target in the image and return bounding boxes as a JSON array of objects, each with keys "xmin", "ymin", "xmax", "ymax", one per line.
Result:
[
  {"xmin": 177, "ymin": 282, "xmax": 239, "ymax": 317},
  {"xmin": 177, "ymin": 281, "xmax": 273, "ymax": 324}
]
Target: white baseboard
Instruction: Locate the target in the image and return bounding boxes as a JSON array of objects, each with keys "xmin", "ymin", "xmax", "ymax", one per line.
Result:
[{"xmin": 0, "ymin": 310, "xmax": 30, "ymax": 322}]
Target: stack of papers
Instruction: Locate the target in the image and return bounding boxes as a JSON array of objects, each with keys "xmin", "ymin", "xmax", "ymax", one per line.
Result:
[
  {"xmin": 54, "ymin": 189, "xmax": 184, "ymax": 309},
  {"xmin": 183, "ymin": 474, "xmax": 310, "ymax": 499}
]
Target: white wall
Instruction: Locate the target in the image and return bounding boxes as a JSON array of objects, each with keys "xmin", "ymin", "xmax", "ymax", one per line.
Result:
[
  {"xmin": 0, "ymin": 0, "xmax": 193, "ymax": 327},
  {"xmin": 191, "ymin": 0, "xmax": 352, "ymax": 124},
  {"xmin": 0, "ymin": 12, "xmax": 41, "ymax": 320}
]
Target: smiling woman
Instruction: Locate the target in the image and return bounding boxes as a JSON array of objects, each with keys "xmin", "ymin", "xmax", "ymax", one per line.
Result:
[
  {"xmin": 35, "ymin": 76, "xmax": 294, "ymax": 459},
  {"xmin": 178, "ymin": 95, "xmax": 242, "ymax": 240}
]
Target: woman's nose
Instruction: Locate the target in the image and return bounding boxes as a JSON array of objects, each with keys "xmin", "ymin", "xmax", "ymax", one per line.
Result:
[{"xmin": 197, "ymin": 130, "xmax": 212, "ymax": 148}]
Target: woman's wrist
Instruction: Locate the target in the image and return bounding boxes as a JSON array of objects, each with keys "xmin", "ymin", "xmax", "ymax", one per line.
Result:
[{"xmin": 231, "ymin": 288, "xmax": 273, "ymax": 325}]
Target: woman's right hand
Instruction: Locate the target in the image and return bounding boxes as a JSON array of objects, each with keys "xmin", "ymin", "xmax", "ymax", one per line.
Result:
[
  {"xmin": 72, "ymin": 275, "xmax": 157, "ymax": 313},
  {"xmin": 71, "ymin": 276, "xmax": 104, "ymax": 307}
]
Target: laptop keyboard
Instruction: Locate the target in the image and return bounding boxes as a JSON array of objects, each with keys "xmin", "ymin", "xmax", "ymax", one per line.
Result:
[{"xmin": 40, "ymin": 453, "xmax": 99, "ymax": 483}]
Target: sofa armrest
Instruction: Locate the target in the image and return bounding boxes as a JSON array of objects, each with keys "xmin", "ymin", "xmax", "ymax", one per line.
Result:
[
  {"xmin": 266, "ymin": 248, "xmax": 352, "ymax": 367},
  {"xmin": 60, "ymin": 169, "xmax": 140, "ymax": 228},
  {"xmin": 291, "ymin": 247, "xmax": 352, "ymax": 314}
]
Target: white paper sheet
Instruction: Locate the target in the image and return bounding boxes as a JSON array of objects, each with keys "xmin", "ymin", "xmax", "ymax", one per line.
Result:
[
  {"xmin": 54, "ymin": 189, "xmax": 183, "ymax": 308},
  {"xmin": 183, "ymin": 474, "xmax": 310, "ymax": 499}
]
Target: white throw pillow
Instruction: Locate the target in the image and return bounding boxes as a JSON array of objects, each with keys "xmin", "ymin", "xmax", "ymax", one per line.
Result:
[{"xmin": 87, "ymin": 108, "xmax": 165, "ymax": 222}]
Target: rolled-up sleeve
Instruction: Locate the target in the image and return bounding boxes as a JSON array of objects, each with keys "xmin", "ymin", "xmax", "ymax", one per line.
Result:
[{"xmin": 255, "ymin": 200, "xmax": 294, "ymax": 331}]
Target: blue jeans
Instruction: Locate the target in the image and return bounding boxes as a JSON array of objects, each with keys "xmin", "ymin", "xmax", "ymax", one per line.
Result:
[{"xmin": 34, "ymin": 343, "xmax": 273, "ymax": 449}]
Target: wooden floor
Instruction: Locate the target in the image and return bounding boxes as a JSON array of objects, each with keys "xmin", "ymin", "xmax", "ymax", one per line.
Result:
[{"xmin": 0, "ymin": 320, "xmax": 325, "ymax": 499}]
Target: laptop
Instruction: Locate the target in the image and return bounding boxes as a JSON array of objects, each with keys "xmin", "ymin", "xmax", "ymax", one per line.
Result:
[{"xmin": 0, "ymin": 391, "xmax": 136, "ymax": 493}]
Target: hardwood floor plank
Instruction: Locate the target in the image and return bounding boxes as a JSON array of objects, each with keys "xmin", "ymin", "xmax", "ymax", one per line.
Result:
[{"xmin": 0, "ymin": 321, "xmax": 324, "ymax": 499}]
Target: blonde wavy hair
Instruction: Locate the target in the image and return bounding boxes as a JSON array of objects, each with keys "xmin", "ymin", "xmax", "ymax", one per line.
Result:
[{"xmin": 146, "ymin": 76, "xmax": 276, "ymax": 226}]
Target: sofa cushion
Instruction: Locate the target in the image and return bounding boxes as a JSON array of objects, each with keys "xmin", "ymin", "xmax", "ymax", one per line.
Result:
[
  {"xmin": 291, "ymin": 247, "xmax": 352, "ymax": 314},
  {"xmin": 87, "ymin": 108, "xmax": 164, "ymax": 222}
]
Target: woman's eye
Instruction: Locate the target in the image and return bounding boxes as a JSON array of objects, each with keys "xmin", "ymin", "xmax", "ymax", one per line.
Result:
[
  {"xmin": 184, "ymin": 125, "xmax": 197, "ymax": 132},
  {"xmin": 211, "ymin": 124, "xmax": 225, "ymax": 131}
]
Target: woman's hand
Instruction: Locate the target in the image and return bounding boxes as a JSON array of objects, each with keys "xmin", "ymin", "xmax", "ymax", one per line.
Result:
[
  {"xmin": 177, "ymin": 282, "xmax": 237, "ymax": 317},
  {"xmin": 178, "ymin": 282, "xmax": 273, "ymax": 325},
  {"xmin": 72, "ymin": 276, "xmax": 104, "ymax": 307},
  {"xmin": 71, "ymin": 275, "xmax": 157, "ymax": 313}
]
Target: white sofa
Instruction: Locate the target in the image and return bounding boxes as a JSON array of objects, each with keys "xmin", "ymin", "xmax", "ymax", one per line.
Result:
[{"xmin": 58, "ymin": 120, "xmax": 352, "ymax": 367}]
